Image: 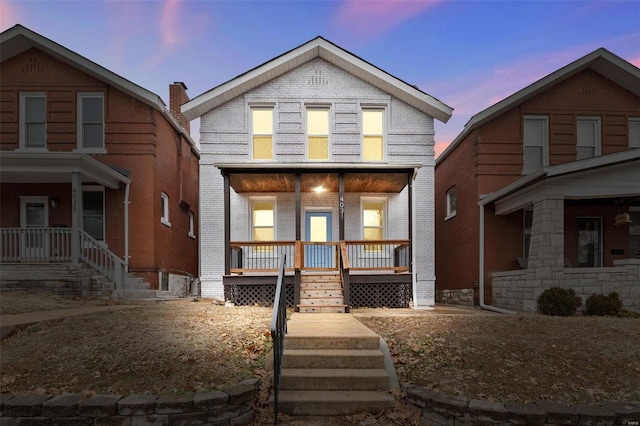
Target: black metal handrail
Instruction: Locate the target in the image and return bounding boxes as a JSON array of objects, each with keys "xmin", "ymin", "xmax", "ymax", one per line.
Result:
[{"xmin": 270, "ymin": 254, "xmax": 287, "ymax": 424}]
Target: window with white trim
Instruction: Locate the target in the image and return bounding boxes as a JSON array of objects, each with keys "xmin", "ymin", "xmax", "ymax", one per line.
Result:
[
  {"xmin": 161, "ymin": 192, "xmax": 171, "ymax": 226},
  {"xmin": 252, "ymin": 199, "xmax": 275, "ymax": 252},
  {"xmin": 362, "ymin": 199, "xmax": 385, "ymax": 251},
  {"xmin": 252, "ymin": 107, "xmax": 273, "ymax": 160},
  {"xmin": 629, "ymin": 118, "xmax": 640, "ymax": 148},
  {"xmin": 188, "ymin": 211, "xmax": 196, "ymax": 239},
  {"xmin": 77, "ymin": 93, "xmax": 104, "ymax": 150},
  {"xmin": 523, "ymin": 115, "xmax": 548, "ymax": 172},
  {"xmin": 576, "ymin": 116, "xmax": 601, "ymax": 160},
  {"xmin": 20, "ymin": 92, "xmax": 46, "ymax": 149},
  {"xmin": 363, "ymin": 109, "xmax": 384, "ymax": 161},
  {"xmin": 445, "ymin": 187, "xmax": 457, "ymax": 219},
  {"xmin": 307, "ymin": 108, "xmax": 329, "ymax": 160}
]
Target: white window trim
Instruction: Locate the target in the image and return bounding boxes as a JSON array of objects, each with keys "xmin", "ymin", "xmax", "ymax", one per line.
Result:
[
  {"xmin": 18, "ymin": 91, "xmax": 47, "ymax": 151},
  {"xmin": 75, "ymin": 92, "xmax": 106, "ymax": 154},
  {"xmin": 188, "ymin": 211, "xmax": 196, "ymax": 239},
  {"xmin": 628, "ymin": 117, "xmax": 640, "ymax": 148},
  {"xmin": 576, "ymin": 116, "xmax": 602, "ymax": 159},
  {"xmin": 82, "ymin": 185, "xmax": 106, "ymax": 244},
  {"xmin": 445, "ymin": 187, "xmax": 457, "ymax": 221},
  {"xmin": 249, "ymin": 104, "xmax": 275, "ymax": 161},
  {"xmin": 361, "ymin": 107, "xmax": 387, "ymax": 162},
  {"xmin": 523, "ymin": 115, "xmax": 549, "ymax": 174},
  {"xmin": 305, "ymin": 105, "xmax": 332, "ymax": 161},
  {"xmin": 161, "ymin": 192, "xmax": 171, "ymax": 227}
]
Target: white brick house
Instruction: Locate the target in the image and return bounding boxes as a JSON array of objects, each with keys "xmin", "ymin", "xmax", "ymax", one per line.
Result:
[{"xmin": 182, "ymin": 37, "xmax": 452, "ymax": 309}]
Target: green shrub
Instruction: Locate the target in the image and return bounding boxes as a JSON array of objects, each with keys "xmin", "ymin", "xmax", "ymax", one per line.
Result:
[
  {"xmin": 537, "ymin": 287, "xmax": 582, "ymax": 316},
  {"xmin": 584, "ymin": 292, "xmax": 623, "ymax": 316}
]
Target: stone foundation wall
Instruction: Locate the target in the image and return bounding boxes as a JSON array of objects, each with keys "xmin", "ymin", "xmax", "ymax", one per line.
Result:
[
  {"xmin": 0, "ymin": 379, "xmax": 258, "ymax": 426},
  {"xmin": 436, "ymin": 289, "xmax": 474, "ymax": 306},
  {"xmin": 492, "ymin": 261, "xmax": 640, "ymax": 313},
  {"xmin": 403, "ymin": 384, "xmax": 640, "ymax": 426}
]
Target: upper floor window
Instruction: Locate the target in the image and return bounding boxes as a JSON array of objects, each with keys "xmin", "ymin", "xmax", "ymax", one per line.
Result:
[
  {"xmin": 445, "ymin": 187, "xmax": 457, "ymax": 220},
  {"xmin": 523, "ymin": 115, "xmax": 549, "ymax": 172},
  {"xmin": 252, "ymin": 107, "xmax": 273, "ymax": 160},
  {"xmin": 363, "ymin": 109, "xmax": 384, "ymax": 161},
  {"xmin": 20, "ymin": 92, "xmax": 46, "ymax": 149},
  {"xmin": 629, "ymin": 118, "xmax": 640, "ymax": 148},
  {"xmin": 77, "ymin": 93, "xmax": 104, "ymax": 150},
  {"xmin": 307, "ymin": 108, "xmax": 329, "ymax": 160},
  {"xmin": 576, "ymin": 116, "xmax": 601, "ymax": 160},
  {"xmin": 161, "ymin": 192, "xmax": 171, "ymax": 227}
]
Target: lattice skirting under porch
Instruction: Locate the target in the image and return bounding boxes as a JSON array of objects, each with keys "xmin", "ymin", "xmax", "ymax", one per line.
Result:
[
  {"xmin": 224, "ymin": 283, "xmax": 295, "ymax": 307},
  {"xmin": 350, "ymin": 281, "xmax": 413, "ymax": 308}
]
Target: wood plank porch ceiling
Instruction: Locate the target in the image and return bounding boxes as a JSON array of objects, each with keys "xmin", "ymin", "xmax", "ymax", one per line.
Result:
[{"xmin": 228, "ymin": 172, "xmax": 409, "ymax": 193}]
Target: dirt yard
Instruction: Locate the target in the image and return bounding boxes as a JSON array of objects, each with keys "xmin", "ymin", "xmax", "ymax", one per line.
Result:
[{"xmin": 1, "ymin": 293, "xmax": 639, "ymax": 410}]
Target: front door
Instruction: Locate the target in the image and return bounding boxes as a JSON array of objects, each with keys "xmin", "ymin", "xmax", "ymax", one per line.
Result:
[
  {"xmin": 577, "ymin": 217, "xmax": 602, "ymax": 267},
  {"xmin": 20, "ymin": 197, "xmax": 49, "ymax": 260},
  {"xmin": 305, "ymin": 211, "xmax": 333, "ymax": 268}
]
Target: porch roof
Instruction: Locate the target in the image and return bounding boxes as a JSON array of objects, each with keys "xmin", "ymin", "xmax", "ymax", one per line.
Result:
[
  {"xmin": 0, "ymin": 152, "xmax": 132, "ymax": 189},
  {"xmin": 479, "ymin": 149, "xmax": 640, "ymax": 215},
  {"xmin": 216, "ymin": 162, "xmax": 420, "ymax": 193}
]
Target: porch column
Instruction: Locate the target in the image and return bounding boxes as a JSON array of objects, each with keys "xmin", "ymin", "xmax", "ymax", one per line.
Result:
[
  {"xmin": 294, "ymin": 173, "xmax": 301, "ymax": 309},
  {"xmin": 339, "ymin": 173, "xmax": 345, "ymax": 241},
  {"xmin": 224, "ymin": 174, "xmax": 231, "ymax": 276},
  {"xmin": 71, "ymin": 172, "xmax": 83, "ymax": 262},
  {"xmin": 407, "ymin": 172, "xmax": 413, "ymax": 273},
  {"xmin": 525, "ymin": 196, "xmax": 565, "ymax": 311}
]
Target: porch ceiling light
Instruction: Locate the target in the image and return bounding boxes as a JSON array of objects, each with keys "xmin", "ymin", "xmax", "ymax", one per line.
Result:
[{"xmin": 314, "ymin": 185, "xmax": 326, "ymax": 193}]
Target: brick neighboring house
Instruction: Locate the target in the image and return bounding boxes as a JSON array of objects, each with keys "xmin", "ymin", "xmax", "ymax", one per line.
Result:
[
  {"xmin": 181, "ymin": 37, "xmax": 452, "ymax": 309},
  {"xmin": 435, "ymin": 48, "xmax": 640, "ymax": 312},
  {"xmin": 0, "ymin": 25, "xmax": 199, "ymax": 296}
]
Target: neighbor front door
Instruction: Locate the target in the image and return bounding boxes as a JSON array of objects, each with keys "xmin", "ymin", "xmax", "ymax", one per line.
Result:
[
  {"xmin": 20, "ymin": 197, "xmax": 49, "ymax": 260},
  {"xmin": 305, "ymin": 211, "xmax": 333, "ymax": 268}
]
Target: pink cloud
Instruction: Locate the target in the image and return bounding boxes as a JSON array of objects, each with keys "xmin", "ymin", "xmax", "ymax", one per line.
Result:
[
  {"xmin": 333, "ymin": 0, "xmax": 441, "ymax": 42},
  {"xmin": 631, "ymin": 57, "xmax": 640, "ymax": 68},
  {"xmin": 0, "ymin": 1, "xmax": 23, "ymax": 31},
  {"xmin": 161, "ymin": 0, "xmax": 183, "ymax": 49}
]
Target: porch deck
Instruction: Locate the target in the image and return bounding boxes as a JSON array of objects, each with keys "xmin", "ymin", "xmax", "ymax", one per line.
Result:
[{"xmin": 224, "ymin": 240, "xmax": 413, "ymax": 309}]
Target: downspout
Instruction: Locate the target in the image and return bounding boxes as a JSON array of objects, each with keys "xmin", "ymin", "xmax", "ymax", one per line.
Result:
[
  {"xmin": 124, "ymin": 182, "xmax": 131, "ymax": 272},
  {"xmin": 479, "ymin": 203, "xmax": 516, "ymax": 314}
]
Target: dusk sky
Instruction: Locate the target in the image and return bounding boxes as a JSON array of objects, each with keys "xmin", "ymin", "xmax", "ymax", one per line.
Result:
[{"xmin": 2, "ymin": 0, "xmax": 639, "ymax": 156}]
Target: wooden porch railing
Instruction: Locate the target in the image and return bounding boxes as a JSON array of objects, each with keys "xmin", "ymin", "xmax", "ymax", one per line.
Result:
[
  {"xmin": 0, "ymin": 227, "xmax": 73, "ymax": 262},
  {"xmin": 344, "ymin": 240, "xmax": 410, "ymax": 272},
  {"xmin": 230, "ymin": 241, "xmax": 296, "ymax": 273}
]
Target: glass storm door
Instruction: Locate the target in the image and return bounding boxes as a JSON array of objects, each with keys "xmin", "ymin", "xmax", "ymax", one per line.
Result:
[
  {"xmin": 20, "ymin": 197, "xmax": 49, "ymax": 260},
  {"xmin": 305, "ymin": 212, "xmax": 333, "ymax": 268},
  {"xmin": 577, "ymin": 218, "xmax": 602, "ymax": 267}
]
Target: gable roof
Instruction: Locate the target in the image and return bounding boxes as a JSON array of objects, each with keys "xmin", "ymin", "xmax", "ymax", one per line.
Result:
[
  {"xmin": 437, "ymin": 48, "xmax": 640, "ymax": 163},
  {"xmin": 0, "ymin": 24, "xmax": 198, "ymax": 152},
  {"xmin": 181, "ymin": 36, "xmax": 453, "ymax": 123}
]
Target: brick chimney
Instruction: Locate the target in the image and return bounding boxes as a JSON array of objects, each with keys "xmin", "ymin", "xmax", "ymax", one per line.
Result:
[{"xmin": 169, "ymin": 82, "xmax": 190, "ymax": 133}]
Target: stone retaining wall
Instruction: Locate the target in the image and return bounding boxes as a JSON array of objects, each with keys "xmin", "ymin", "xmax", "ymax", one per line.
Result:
[
  {"xmin": 0, "ymin": 379, "xmax": 258, "ymax": 426},
  {"xmin": 403, "ymin": 384, "xmax": 640, "ymax": 426},
  {"xmin": 436, "ymin": 289, "xmax": 474, "ymax": 306},
  {"xmin": 492, "ymin": 260, "xmax": 640, "ymax": 313}
]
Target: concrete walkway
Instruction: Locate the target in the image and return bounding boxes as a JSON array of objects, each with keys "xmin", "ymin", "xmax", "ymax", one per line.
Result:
[{"xmin": 0, "ymin": 305, "xmax": 140, "ymax": 340}]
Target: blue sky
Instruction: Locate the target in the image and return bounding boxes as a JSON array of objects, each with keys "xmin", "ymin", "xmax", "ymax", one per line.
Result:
[{"xmin": 2, "ymin": 0, "xmax": 639, "ymax": 156}]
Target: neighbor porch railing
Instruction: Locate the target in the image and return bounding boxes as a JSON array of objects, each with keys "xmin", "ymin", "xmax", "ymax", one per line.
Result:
[
  {"xmin": 79, "ymin": 229, "xmax": 125, "ymax": 290},
  {"xmin": 0, "ymin": 227, "xmax": 73, "ymax": 262}
]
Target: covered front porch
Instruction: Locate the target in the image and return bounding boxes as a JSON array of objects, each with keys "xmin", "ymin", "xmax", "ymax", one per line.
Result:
[
  {"xmin": 0, "ymin": 152, "xmax": 131, "ymax": 291},
  {"xmin": 218, "ymin": 164, "xmax": 418, "ymax": 310}
]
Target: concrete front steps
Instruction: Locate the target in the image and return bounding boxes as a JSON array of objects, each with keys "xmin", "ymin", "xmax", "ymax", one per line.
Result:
[
  {"xmin": 277, "ymin": 313, "xmax": 396, "ymax": 416},
  {"xmin": 297, "ymin": 273, "xmax": 347, "ymax": 313}
]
